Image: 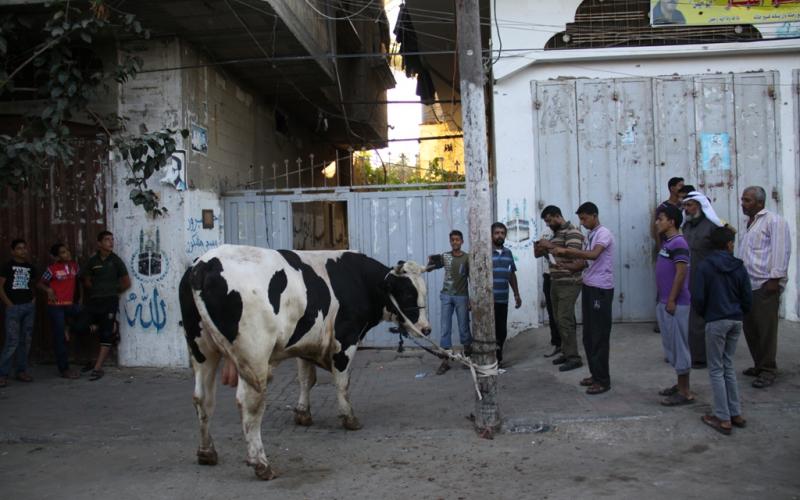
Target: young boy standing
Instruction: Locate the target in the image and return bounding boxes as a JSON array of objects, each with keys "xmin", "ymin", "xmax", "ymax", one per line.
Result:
[
  {"xmin": 0, "ymin": 239, "xmax": 37, "ymax": 386},
  {"xmin": 428, "ymin": 230, "xmax": 470, "ymax": 375},
  {"xmin": 38, "ymin": 243, "xmax": 81, "ymax": 379},
  {"xmin": 691, "ymin": 227, "xmax": 752, "ymax": 435},
  {"xmin": 654, "ymin": 205, "xmax": 694, "ymax": 406}
]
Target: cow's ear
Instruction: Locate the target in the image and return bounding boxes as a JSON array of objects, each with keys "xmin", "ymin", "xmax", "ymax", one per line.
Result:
[{"xmin": 394, "ymin": 261, "xmax": 406, "ymax": 274}]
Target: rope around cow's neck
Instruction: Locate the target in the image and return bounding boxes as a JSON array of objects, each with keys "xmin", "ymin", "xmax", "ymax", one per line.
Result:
[{"xmin": 388, "ymin": 294, "xmax": 499, "ymax": 400}]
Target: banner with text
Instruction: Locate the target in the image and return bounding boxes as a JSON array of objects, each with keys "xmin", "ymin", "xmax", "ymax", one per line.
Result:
[{"xmin": 650, "ymin": 0, "xmax": 800, "ymax": 26}]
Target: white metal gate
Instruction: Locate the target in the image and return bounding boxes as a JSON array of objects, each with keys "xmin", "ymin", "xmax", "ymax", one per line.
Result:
[
  {"xmin": 222, "ymin": 187, "xmax": 470, "ymax": 346},
  {"xmin": 533, "ymin": 72, "xmax": 780, "ymax": 321}
]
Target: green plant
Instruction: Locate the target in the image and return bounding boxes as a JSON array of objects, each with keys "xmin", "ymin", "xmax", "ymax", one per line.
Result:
[{"xmin": 0, "ymin": 0, "xmax": 187, "ymax": 216}]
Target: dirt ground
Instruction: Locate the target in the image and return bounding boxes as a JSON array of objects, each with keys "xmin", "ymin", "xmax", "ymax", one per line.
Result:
[{"xmin": 1, "ymin": 322, "xmax": 799, "ymax": 499}]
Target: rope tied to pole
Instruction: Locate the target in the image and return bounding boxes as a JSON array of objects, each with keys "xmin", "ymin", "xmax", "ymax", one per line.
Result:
[{"xmin": 388, "ymin": 294, "xmax": 498, "ymax": 400}]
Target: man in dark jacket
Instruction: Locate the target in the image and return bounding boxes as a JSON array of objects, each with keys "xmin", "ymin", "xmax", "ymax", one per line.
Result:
[
  {"xmin": 691, "ymin": 227, "xmax": 752, "ymax": 435},
  {"xmin": 682, "ymin": 191, "xmax": 725, "ymax": 368}
]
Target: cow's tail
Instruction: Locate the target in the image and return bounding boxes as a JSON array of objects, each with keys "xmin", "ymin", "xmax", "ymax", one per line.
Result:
[{"xmin": 179, "ymin": 266, "xmax": 208, "ymax": 364}]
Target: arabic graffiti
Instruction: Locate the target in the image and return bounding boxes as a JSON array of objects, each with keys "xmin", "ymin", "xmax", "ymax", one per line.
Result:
[
  {"xmin": 124, "ymin": 283, "xmax": 168, "ymax": 333},
  {"xmin": 186, "ymin": 215, "xmax": 220, "ymax": 255}
]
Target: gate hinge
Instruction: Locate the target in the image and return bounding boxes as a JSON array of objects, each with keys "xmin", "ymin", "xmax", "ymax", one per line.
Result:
[
  {"xmin": 618, "ymin": 292, "xmax": 625, "ymax": 303},
  {"xmin": 612, "ymin": 91, "xmax": 619, "ymax": 101},
  {"xmin": 772, "ymin": 187, "xmax": 780, "ymax": 202},
  {"xmin": 534, "ymin": 100, "xmax": 542, "ymax": 110},
  {"xmin": 615, "ymin": 192, "xmax": 622, "ymax": 201},
  {"xmin": 767, "ymin": 85, "xmax": 776, "ymax": 100}
]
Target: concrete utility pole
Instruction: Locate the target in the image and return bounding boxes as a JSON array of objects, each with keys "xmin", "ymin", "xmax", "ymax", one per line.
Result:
[{"xmin": 455, "ymin": 0, "xmax": 499, "ymax": 437}]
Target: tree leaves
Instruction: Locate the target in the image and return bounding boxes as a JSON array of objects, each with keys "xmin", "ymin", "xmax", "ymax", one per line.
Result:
[{"xmin": 0, "ymin": 1, "xmax": 178, "ymax": 217}]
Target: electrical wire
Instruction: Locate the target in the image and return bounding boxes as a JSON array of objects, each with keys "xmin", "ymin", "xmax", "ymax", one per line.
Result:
[{"xmin": 302, "ymin": 0, "xmax": 377, "ymax": 21}]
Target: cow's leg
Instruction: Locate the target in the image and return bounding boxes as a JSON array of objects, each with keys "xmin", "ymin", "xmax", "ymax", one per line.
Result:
[
  {"xmin": 332, "ymin": 345, "xmax": 362, "ymax": 430},
  {"xmin": 192, "ymin": 350, "xmax": 221, "ymax": 466},
  {"xmin": 294, "ymin": 358, "xmax": 316, "ymax": 426},
  {"xmin": 236, "ymin": 378, "xmax": 276, "ymax": 480}
]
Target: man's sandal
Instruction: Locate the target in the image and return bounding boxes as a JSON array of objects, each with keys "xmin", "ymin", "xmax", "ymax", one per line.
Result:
[
  {"xmin": 731, "ymin": 416, "xmax": 747, "ymax": 428},
  {"xmin": 702, "ymin": 414, "xmax": 732, "ymax": 436},
  {"xmin": 579, "ymin": 377, "xmax": 594, "ymax": 387},
  {"xmin": 658, "ymin": 385, "xmax": 679, "ymax": 396},
  {"xmin": 89, "ymin": 369, "xmax": 104, "ymax": 381}
]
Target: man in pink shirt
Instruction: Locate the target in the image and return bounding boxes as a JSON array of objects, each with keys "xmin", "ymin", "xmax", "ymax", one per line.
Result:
[{"xmin": 552, "ymin": 202, "xmax": 615, "ymax": 395}]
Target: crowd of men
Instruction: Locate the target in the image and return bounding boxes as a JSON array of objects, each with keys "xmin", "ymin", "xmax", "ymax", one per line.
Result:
[
  {"xmin": 0, "ymin": 231, "xmax": 130, "ymax": 387},
  {"xmin": 429, "ymin": 181, "xmax": 791, "ymax": 435}
]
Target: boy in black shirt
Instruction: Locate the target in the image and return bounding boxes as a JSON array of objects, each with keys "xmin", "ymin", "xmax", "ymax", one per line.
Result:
[{"xmin": 0, "ymin": 239, "xmax": 37, "ymax": 386}]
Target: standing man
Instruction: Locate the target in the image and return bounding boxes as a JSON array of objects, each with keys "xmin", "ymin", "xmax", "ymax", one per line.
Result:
[
  {"xmin": 491, "ymin": 222, "xmax": 521, "ymax": 367},
  {"xmin": 536, "ymin": 225, "xmax": 561, "ymax": 358},
  {"xmin": 0, "ymin": 239, "xmax": 37, "ymax": 387},
  {"xmin": 536, "ymin": 206, "xmax": 585, "ymax": 372},
  {"xmin": 682, "ymin": 191, "xmax": 725, "ymax": 369},
  {"xmin": 659, "ymin": 177, "xmax": 685, "ymax": 211},
  {"xmin": 654, "ymin": 205, "xmax": 694, "ymax": 406},
  {"xmin": 552, "ymin": 202, "xmax": 615, "ymax": 394},
  {"xmin": 77, "ymin": 230, "xmax": 131, "ymax": 381},
  {"xmin": 738, "ymin": 186, "xmax": 791, "ymax": 389},
  {"xmin": 428, "ymin": 230, "xmax": 471, "ymax": 375}
]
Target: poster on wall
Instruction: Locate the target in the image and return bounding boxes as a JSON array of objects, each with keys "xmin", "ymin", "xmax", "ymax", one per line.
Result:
[
  {"xmin": 701, "ymin": 132, "xmax": 731, "ymax": 171},
  {"xmin": 160, "ymin": 150, "xmax": 187, "ymax": 191},
  {"xmin": 650, "ymin": 0, "xmax": 800, "ymax": 27},
  {"xmin": 191, "ymin": 124, "xmax": 208, "ymax": 155}
]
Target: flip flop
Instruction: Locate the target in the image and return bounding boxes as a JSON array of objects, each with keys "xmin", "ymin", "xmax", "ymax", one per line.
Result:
[
  {"xmin": 661, "ymin": 392, "xmax": 695, "ymax": 406},
  {"xmin": 586, "ymin": 384, "xmax": 610, "ymax": 395},
  {"xmin": 701, "ymin": 414, "xmax": 731, "ymax": 436},
  {"xmin": 742, "ymin": 367, "xmax": 760, "ymax": 377},
  {"xmin": 579, "ymin": 377, "xmax": 594, "ymax": 387},
  {"xmin": 731, "ymin": 416, "xmax": 747, "ymax": 428},
  {"xmin": 658, "ymin": 385, "xmax": 679, "ymax": 396},
  {"xmin": 752, "ymin": 376, "xmax": 774, "ymax": 389},
  {"xmin": 89, "ymin": 369, "xmax": 104, "ymax": 381}
]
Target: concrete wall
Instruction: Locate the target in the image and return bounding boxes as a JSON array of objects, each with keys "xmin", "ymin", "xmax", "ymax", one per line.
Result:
[
  {"xmin": 491, "ymin": 1, "xmax": 800, "ymax": 331},
  {"xmin": 111, "ymin": 36, "xmax": 312, "ymax": 366}
]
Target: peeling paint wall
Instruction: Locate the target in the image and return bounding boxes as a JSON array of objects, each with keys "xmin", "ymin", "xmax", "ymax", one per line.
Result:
[{"xmin": 493, "ymin": 47, "xmax": 800, "ymax": 330}]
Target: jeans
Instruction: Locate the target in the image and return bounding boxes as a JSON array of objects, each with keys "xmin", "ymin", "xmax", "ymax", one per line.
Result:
[
  {"xmin": 439, "ymin": 293, "xmax": 470, "ymax": 350},
  {"xmin": 582, "ymin": 286, "xmax": 613, "ymax": 388},
  {"xmin": 0, "ymin": 302, "xmax": 35, "ymax": 377},
  {"xmin": 705, "ymin": 319, "xmax": 743, "ymax": 421},
  {"xmin": 48, "ymin": 304, "xmax": 82, "ymax": 372}
]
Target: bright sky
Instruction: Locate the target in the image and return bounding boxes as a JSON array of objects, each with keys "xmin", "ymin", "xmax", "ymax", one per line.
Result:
[{"xmin": 370, "ymin": 1, "xmax": 422, "ymax": 166}]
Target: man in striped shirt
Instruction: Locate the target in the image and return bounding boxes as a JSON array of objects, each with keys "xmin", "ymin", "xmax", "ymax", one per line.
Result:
[
  {"xmin": 492, "ymin": 222, "xmax": 521, "ymax": 367},
  {"xmin": 536, "ymin": 206, "xmax": 586, "ymax": 372},
  {"xmin": 738, "ymin": 186, "xmax": 792, "ymax": 389}
]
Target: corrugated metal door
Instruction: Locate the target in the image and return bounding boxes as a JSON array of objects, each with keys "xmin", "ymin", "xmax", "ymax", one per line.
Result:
[
  {"xmin": 223, "ymin": 188, "xmax": 469, "ymax": 346},
  {"xmin": 533, "ymin": 72, "xmax": 779, "ymax": 322}
]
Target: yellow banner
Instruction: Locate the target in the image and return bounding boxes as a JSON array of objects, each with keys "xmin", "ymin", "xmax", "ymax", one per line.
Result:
[{"xmin": 650, "ymin": 0, "xmax": 800, "ymax": 26}]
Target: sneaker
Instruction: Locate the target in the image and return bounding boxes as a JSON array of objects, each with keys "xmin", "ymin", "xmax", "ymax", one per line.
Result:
[
  {"xmin": 435, "ymin": 361, "xmax": 451, "ymax": 375},
  {"xmin": 552, "ymin": 355, "xmax": 567, "ymax": 365}
]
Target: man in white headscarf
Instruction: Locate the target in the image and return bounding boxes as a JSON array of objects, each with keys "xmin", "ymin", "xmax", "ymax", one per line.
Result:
[{"xmin": 682, "ymin": 191, "xmax": 725, "ymax": 368}]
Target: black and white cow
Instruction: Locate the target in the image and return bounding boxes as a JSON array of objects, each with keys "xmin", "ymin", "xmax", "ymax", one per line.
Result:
[{"xmin": 178, "ymin": 245, "xmax": 431, "ymax": 480}]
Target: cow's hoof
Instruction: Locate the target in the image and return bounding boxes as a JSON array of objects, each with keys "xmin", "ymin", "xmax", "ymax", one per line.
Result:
[
  {"xmin": 294, "ymin": 409, "xmax": 313, "ymax": 427},
  {"xmin": 341, "ymin": 415, "xmax": 362, "ymax": 431},
  {"xmin": 254, "ymin": 463, "xmax": 277, "ymax": 481},
  {"xmin": 197, "ymin": 448, "xmax": 218, "ymax": 466}
]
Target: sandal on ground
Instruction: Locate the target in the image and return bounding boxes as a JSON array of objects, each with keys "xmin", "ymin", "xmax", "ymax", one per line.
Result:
[
  {"xmin": 731, "ymin": 416, "xmax": 747, "ymax": 428},
  {"xmin": 15, "ymin": 372, "xmax": 33, "ymax": 382},
  {"xmin": 60, "ymin": 369, "xmax": 80, "ymax": 379},
  {"xmin": 81, "ymin": 362, "xmax": 95, "ymax": 373},
  {"xmin": 658, "ymin": 384, "xmax": 679, "ymax": 396},
  {"xmin": 742, "ymin": 367, "xmax": 760, "ymax": 377},
  {"xmin": 661, "ymin": 392, "xmax": 695, "ymax": 406},
  {"xmin": 586, "ymin": 384, "xmax": 610, "ymax": 395},
  {"xmin": 579, "ymin": 377, "xmax": 594, "ymax": 387},
  {"xmin": 701, "ymin": 414, "xmax": 732, "ymax": 436},
  {"xmin": 752, "ymin": 376, "xmax": 774, "ymax": 389},
  {"xmin": 89, "ymin": 369, "xmax": 104, "ymax": 381}
]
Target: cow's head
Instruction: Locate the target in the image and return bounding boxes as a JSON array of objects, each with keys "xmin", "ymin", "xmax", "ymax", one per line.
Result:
[{"xmin": 384, "ymin": 260, "xmax": 431, "ymax": 336}]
